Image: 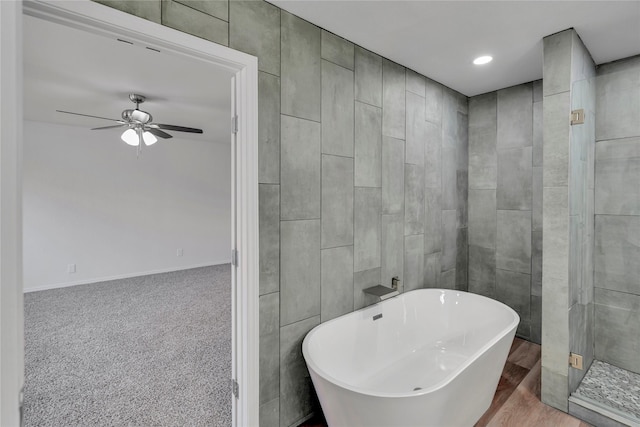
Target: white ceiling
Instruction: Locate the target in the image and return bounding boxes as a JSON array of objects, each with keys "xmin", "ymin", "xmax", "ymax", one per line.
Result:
[
  {"xmin": 24, "ymin": 14, "xmax": 233, "ymax": 144},
  {"xmin": 270, "ymin": 0, "xmax": 640, "ymax": 96}
]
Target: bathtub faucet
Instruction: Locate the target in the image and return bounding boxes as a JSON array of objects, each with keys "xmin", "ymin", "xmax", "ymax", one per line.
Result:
[{"xmin": 363, "ymin": 283, "xmax": 399, "ymax": 302}]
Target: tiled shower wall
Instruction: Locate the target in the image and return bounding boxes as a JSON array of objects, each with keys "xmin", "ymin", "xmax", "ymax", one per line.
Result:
[
  {"xmin": 92, "ymin": 1, "xmax": 468, "ymax": 426},
  {"xmin": 540, "ymin": 29, "xmax": 596, "ymax": 411},
  {"xmin": 467, "ymin": 81, "xmax": 542, "ymax": 343},
  {"xmin": 593, "ymin": 55, "xmax": 640, "ymax": 376}
]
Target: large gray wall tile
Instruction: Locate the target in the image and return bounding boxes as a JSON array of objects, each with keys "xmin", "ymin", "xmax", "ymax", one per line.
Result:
[
  {"xmin": 533, "ymin": 80, "xmax": 543, "ymax": 103},
  {"xmin": 541, "ymin": 368, "xmax": 569, "ymax": 412},
  {"xmin": 280, "ymin": 315, "xmax": 320, "ymax": 427},
  {"xmin": 95, "ymin": 0, "xmax": 160, "ymax": 22},
  {"xmin": 382, "ymin": 59, "xmax": 406, "ymax": 139},
  {"xmin": 382, "ymin": 136, "xmax": 404, "ymax": 214},
  {"xmin": 440, "ymin": 268, "xmax": 456, "ymax": 290},
  {"xmin": 404, "ymin": 164, "xmax": 425, "ymax": 235},
  {"xmin": 404, "ymin": 234, "xmax": 425, "ymax": 292},
  {"xmin": 424, "ymin": 121, "xmax": 442, "ymax": 189},
  {"xmin": 533, "ymin": 101, "xmax": 543, "ymax": 167},
  {"xmin": 497, "ymin": 147, "xmax": 533, "ymax": 210},
  {"xmin": 441, "ymin": 210, "xmax": 457, "ymax": 272},
  {"xmin": 176, "ymin": 0, "xmax": 227, "ymax": 21},
  {"xmin": 354, "ymin": 46, "xmax": 382, "ymax": 107},
  {"xmin": 543, "ymin": 187, "xmax": 569, "ymax": 282},
  {"xmin": 457, "ymin": 112, "xmax": 469, "ymax": 172},
  {"xmin": 468, "ymin": 189, "xmax": 496, "ymax": 249},
  {"xmin": 532, "ymin": 231, "xmax": 543, "ymax": 295},
  {"xmin": 280, "ymin": 115, "xmax": 320, "ymax": 220},
  {"xmin": 381, "ymin": 214, "xmax": 404, "ymax": 287},
  {"xmin": 456, "ymin": 228, "xmax": 468, "ymax": 290},
  {"xmin": 354, "ymin": 187, "xmax": 381, "ymax": 272},
  {"xmin": 425, "ymin": 78, "xmax": 443, "ymax": 125},
  {"xmin": 281, "ymin": 11, "xmax": 320, "ymax": 121},
  {"xmin": 543, "ymin": 29, "xmax": 572, "ymax": 96},
  {"xmin": 595, "ymin": 288, "xmax": 640, "ymax": 373},
  {"xmin": 543, "ymin": 92, "xmax": 571, "ymax": 187},
  {"xmin": 321, "ymin": 30, "xmax": 354, "ymax": 70},
  {"xmin": 469, "ymin": 93, "xmax": 497, "ymax": 190},
  {"xmin": 354, "ymin": 267, "xmax": 382, "ymax": 310},
  {"xmin": 259, "ymin": 72, "xmax": 281, "ymax": 183},
  {"xmin": 594, "ymin": 215, "xmax": 640, "ymax": 295},
  {"xmin": 530, "ymin": 295, "xmax": 542, "ymax": 344},
  {"xmin": 280, "ymin": 220, "xmax": 320, "ymax": 326},
  {"xmin": 496, "ymin": 210, "xmax": 532, "ymax": 274},
  {"xmin": 596, "ymin": 68, "xmax": 640, "ymax": 141},
  {"xmin": 424, "ymin": 252, "xmax": 441, "ymax": 288},
  {"xmin": 441, "ymin": 146, "xmax": 457, "ymax": 210},
  {"xmin": 469, "ymin": 245, "xmax": 496, "ymax": 298},
  {"xmin": 496, "ymin": 269, "xmax": 531, "ymax": 326},
  {"xmin": 259, "ymin": 184, "xmax": 280, "ymax": 295},
  {"xmin": 355, "ymin": 102, "xmax": 382, "ymax": 187},
  {"xmin": 442, "ymin": 89, "xmax": 458, "ymax": 140},
  {"xmin": 406, "ymin": 69, "xmax": 425, "ymax": 97},
  {"xmin": 162, "ymin": 0, "xmax": 228, "ymax": 45},
  {"xmin": 457, "ymin": 170, "xmax": 468, "ymax": 229},
  {"xmin": 497, "ymin": 84, "xmax": 533, "ymax": 149},
  {"xmin": 260, "ymin": 398, "xmax": 279, "ymax": 427},
  {"xmin": 424, "ymin": 187, "xmax": 442, "ymax": 255},
  {"xmin": 405, "ymin": 91, "xmax": 426, "ymax": 165},
  {"xmin": 260, "ymin": 292, "xmax": 280, "ymax": 404},
  {"xmin": 229, "ymin": 0, "xmax": 280, "ymax": 75},
  {"xmin": 321, "ymin": 246, "xmax": 354, "ymax": 322},
  {"xmin": 595, "ymin": 137, "xmax": 640, "ymax": 215},
  {"xmin": 321, "ymin": 155, "xmax": 354, "ymax": 248},
  {"xmin": 532, "ymin": 167, "xmax": 543, "ymax": 232},
  {"xmin": 321, "ymin": 60, "xmax": 354, "ymax": 157}
]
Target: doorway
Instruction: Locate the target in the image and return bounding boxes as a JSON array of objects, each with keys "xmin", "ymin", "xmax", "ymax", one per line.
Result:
[{"xmin": 0, "ymin": 1, "xmax": 258, "ymax": 425}]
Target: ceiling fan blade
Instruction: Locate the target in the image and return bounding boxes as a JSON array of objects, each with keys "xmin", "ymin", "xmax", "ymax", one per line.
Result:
[
  {"xmin": 56, "ymin": 110, "xmax": 124, "ymax": 123},
  {"xmin": 91, "ymin": 124, "xmax": 126, "ymax": 130},
  {"xmin": 153, "ymin": 123, "xmax": 203, "ymax": 134},
  {"xmin": 146, "ymin": 128, "xmax": 172, "ymax": 139}
]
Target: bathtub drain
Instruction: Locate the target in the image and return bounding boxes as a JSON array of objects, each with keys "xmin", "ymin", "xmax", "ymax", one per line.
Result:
[{"xmin": 413, "ymin": 387, "xmax": 422, "ymax": 391}]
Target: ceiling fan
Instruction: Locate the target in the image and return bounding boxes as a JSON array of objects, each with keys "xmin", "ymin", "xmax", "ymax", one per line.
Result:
[{"xmin": 56, "ymin": 93, "xmax": 203, "ymax": 149}]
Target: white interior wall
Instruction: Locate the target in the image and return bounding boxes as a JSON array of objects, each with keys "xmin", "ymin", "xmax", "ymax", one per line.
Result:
[{"xmin": 23, "ymin": 120, "xmax": 231, "ymax": 292}]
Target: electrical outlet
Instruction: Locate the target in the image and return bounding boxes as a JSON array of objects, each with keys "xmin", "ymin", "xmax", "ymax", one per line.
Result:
[
  {"xmin": 177, "ymin": 248, "xmax": 183, "ymax": 257},
  {"xmin": 67, "ymin": 264, "xmax": 76, "ymax": 274}
]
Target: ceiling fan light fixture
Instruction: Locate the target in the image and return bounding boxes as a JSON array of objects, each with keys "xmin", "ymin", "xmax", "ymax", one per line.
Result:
[
  {"xmin": 121, "ymin": 128, "xmax": 139, "ymax": 146},
  {"xmin": 143, "ymin": 131, "xmax": 158, "ymax": 146}
]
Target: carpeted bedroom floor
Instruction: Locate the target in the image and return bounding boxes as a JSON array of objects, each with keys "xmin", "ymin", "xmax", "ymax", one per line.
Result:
[{"xmin": 23, "ymin": 264, "xmax": 232, "ymax": 427}]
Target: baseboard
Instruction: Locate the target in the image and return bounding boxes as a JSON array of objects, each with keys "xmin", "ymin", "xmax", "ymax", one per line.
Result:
[{"xmin": 24, "ymin": 260, "xmax": 231, "ymax": 293}]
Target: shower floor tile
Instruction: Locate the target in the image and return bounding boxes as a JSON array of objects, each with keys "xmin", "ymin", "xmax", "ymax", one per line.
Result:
[{"xmin": 573, "ymin": 360, "xmax": 640, "ymax": 421}]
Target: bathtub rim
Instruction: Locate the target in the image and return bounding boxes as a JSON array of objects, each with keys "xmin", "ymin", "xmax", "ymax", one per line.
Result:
[{"xmin": 302, "ymin": 288, "xmax": 520, "ymax": 398}]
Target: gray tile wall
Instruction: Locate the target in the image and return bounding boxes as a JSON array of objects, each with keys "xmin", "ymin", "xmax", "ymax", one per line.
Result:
[
  {"xmin": 540, "ymin": 29, "xmax": 596, "ymax": 412},
  {"xmin": 594, "ymin": 56, "xmax": 640, "ymax": 376},
  {"xmin": 468, "ymin": 81, "xmax": 541, "ymax": 342},
  {"xmin": 93, "ymin": 1, "xmax": 469, "ymax": 425}
]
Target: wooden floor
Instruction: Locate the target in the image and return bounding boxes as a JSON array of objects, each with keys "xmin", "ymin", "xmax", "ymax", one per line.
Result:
[
  {"xmin": 300, "ymin": 338, "xmax": 591, "ymax": 427},
  {"xmin": 475, "ymin": 338, "xmax": 590, "ymax": 426}
]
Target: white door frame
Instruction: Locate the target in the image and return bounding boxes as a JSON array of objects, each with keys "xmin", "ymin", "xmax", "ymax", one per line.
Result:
[{"xmin": 0, "ymin": 1, "xmax": 259, "ymax": 425}]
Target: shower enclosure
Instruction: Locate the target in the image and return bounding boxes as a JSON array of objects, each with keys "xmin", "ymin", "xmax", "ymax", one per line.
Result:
[{"xmin": 567, "ymin": 59, "xmax": 640, "ymax": 426}]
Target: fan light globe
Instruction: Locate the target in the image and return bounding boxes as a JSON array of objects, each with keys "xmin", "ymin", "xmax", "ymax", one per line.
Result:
[
  {"xmin": 143, "ymin": 131, "xmax": 158, "ymax": 146},
  {"xmin": 121, "ymin": 128, "xmax": 139, "ymax": 146}
]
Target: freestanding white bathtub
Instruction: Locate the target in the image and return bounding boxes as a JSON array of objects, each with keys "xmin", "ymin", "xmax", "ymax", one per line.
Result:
[{"xmin": 302, "ymin": 289, "xmax": 519, "ymax": 427}]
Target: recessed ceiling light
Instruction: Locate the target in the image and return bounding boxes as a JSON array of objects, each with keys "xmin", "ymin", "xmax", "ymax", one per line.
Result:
[{"xmin": 473, "ymin": 55, "xmax": 493, "ymax": 65}]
